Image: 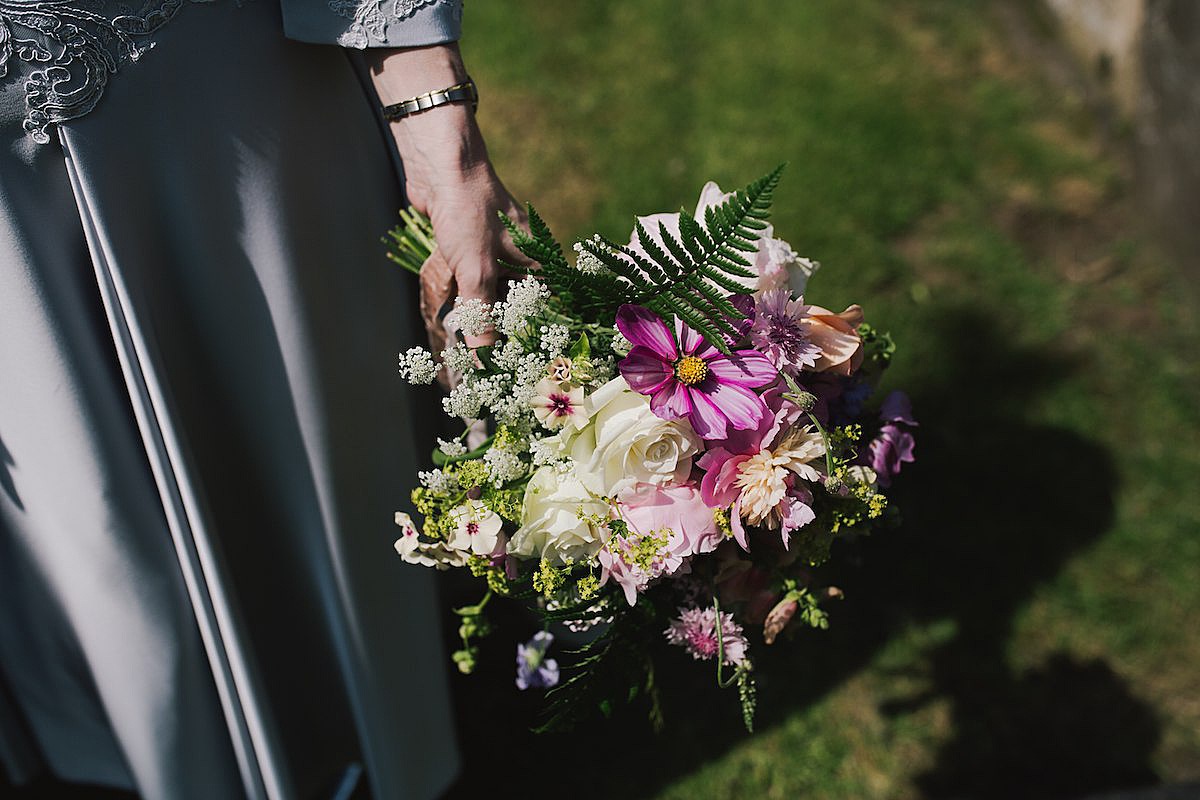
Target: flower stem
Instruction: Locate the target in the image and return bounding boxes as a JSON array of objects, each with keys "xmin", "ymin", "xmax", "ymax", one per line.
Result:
[
  {"xmin": 779, "ymin": 371, "xmax": 837, "ymax": 479},
  {"xmin": 712, "ymin": 594, "xmax": 739, "ymax": 690}
]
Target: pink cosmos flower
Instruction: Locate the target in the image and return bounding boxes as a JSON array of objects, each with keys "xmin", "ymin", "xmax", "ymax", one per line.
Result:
[{"xmin": 616, "ymin": 304, "xmax": 777, "ymax": 441}]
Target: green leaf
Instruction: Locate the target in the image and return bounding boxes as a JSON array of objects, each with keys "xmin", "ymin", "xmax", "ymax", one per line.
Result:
[{"xmin": 568, "ymin": 332, "xmax": 590, "ymax": 360}]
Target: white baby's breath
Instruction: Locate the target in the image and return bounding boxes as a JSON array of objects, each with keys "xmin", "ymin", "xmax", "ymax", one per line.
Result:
[
  {"xmin": 441, "ymin": 342, "xmax": 477, "ymax": 375},
  {"xmin": 397, "ymin": 346, "xmax": 438, "ymax": 385},
  {"xmin": 443, "ymin": 382, "xmax": 484, "ymax": 420},
  {"xmin": 610, "ymin": 331, "xmax": 633, "ymax": 357},
  {"xmin": 572, "ymin": 240, "xmax": 608, "ymax": 275},
  {"xmin": 418, "ymin": 468, "xmax": 455, "ymax": 494},
  {"xmin": 539, "ymin": 324, "xmax": 571, "ymax": 357},
  {"xmin": 529, "ymin": 436, "xmax": 566, "ymax": 467},
  {"xmin": 484, "ymin": 446, "xmax": 526, "ymax": 486},
  {"xmin": 496, "ymin": 276, "xmax": 550, "ymax": 335},
  {"xmin": 437, "ymin": 438, "xmax": 467, "ymax": 458},
  {"xmin": 452, "ymin": 298, "xmax": 494, "ymax": 338},
  {"xmin": 591, "ymin": 355, "xmax": 617, "ymax": 385}
]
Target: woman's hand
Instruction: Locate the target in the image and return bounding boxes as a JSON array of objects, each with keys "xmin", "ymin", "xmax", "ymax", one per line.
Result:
[{"xmin": 366, "ymin": 44, "xmax": 530, "ymax": 354}]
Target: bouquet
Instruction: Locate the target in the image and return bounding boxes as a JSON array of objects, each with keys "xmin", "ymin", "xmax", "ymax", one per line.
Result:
[{"xmin": 386, "ymin": 167, "xmax": 915, "ymax": 731}]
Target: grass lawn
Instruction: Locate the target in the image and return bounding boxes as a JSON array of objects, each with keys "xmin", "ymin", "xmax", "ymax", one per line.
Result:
[{"xmin": 438, "ymin": 1, "xmax": 1200, "ymax": 797}]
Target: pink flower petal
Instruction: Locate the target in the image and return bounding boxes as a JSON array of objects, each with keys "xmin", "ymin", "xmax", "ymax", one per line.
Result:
[
  {"xmin": 687, "ymin": 389, "xmax": 730, "ymax": 440},
  {"xmin": 651, "ymin": 379, "xmax": 693, "ymax": 421},
  {"xmin": 702, "ymin": 383, "xmax": 768, "ymax": 432},
  {"xmin": 675, "ymin": 320, "xmax": 720, "ymax": 359},
  {"xmin": 620, "ymin": 346, "xmax": 674, "ymax": 394},
  {"xmin": 731, "ymin": 495, "xmax": 749, "ymax": 551},
  {"xmin": 616, "ymin": 305, "xmax": 677, "ymax": 361},
  {"xmin": 707, "ymin": 350, "xmax": 779, "ymax": 388},
  {"xmin": 694, "ymin": 181, "xmax": 732, "ymax": 215},
  {"xmin": 627, "ymin": 212, "xmax": 683, "ymax": 264},
  {"xmin": 698, "ymin": 448, "xmax": 748, "ymax": 507}
]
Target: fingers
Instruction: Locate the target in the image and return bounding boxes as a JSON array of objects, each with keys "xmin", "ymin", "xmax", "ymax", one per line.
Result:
[
  {"xmin": 419, "ymin": 248, "xmax": 454, "ymax": 355},
  {"xmin": 419, "ymin": 184, "xmax": 534, "ymax": 354}
]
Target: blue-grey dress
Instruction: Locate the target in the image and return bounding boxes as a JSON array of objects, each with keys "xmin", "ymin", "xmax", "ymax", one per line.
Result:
[{"xmin": 0, "ymin": 2, "xmax": 462, "ymax": 797}]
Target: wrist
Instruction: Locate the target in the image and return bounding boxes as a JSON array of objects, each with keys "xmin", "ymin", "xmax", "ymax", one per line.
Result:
[{"xmin": 366, "ymin": 43, "xmax": 469, "ymax": 107}]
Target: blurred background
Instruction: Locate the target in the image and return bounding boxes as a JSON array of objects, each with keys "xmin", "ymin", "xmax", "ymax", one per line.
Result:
[{"xmin": 444, "ymin": 1, "xmax": 1200, "ymax": 798}]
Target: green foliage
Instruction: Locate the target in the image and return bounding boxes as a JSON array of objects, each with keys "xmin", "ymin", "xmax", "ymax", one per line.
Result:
[
  {"xmin": 533, "ymin": 606, "xmax": 659, "ymax": 734},
  {"xmin": 737, "ymin": 667, "xmax": 757, "ymax": 734},
  {"xmin": 502, "ymin": 168, "xmax": 785, "ymax": 352}
]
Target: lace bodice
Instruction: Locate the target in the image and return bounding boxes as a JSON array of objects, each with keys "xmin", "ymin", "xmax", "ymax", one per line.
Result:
[
  {"xmin": 0, "ymin": 0, "xmax": 461, "ymax": 144},
  {"xmin": 1, "ymin": 0, "xmax": 205, "ymax": 144}
]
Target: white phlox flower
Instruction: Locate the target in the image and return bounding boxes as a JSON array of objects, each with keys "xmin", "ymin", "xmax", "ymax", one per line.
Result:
[
  {"xmin": 530, "ymin": 378, "xmax": 586, "ymax": 432},
  {"xmin": 444, "ymin": 501, "xmax": 504, "ymax": 555},
  {"xmin": 394, "ymin": 512, "xmax": 468, "ymax": 570}
]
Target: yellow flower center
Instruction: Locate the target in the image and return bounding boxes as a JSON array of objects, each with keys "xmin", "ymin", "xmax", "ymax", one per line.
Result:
[{"xmin": 674, "ymin": 355, "xmax": 709, "ymax": 386}]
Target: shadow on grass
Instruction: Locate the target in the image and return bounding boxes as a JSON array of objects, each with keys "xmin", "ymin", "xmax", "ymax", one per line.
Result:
[{"xmin": 442, "ymin": 305, "xmax": 1158, "ymax": 799}]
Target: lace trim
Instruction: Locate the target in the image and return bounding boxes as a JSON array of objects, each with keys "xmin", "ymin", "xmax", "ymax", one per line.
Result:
[
  {"xmin": 0, "ymin": 0, "xmax": 206, "ymax": 144},
  {"xmin": 327, "ymin": 0, "xmax": 452, "ymax": 49}
]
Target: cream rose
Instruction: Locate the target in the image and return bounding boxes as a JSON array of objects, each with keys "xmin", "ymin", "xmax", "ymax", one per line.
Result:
[
  {"xmin": 507, "ymin": 466, "xmax": 610, "ymax": 566},
  {"xmin": 562, "ymin": 377, "xmax": 702, "ymax": 497}
]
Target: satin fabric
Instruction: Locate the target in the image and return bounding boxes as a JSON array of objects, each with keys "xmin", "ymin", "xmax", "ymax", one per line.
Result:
[{"xmin": 0, "ymin": 3, "xmax": 458, "ymax": 797}]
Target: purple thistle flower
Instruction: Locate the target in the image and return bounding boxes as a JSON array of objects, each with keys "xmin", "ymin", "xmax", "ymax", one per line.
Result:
[
  {"xmin": 664, "ymin": 606, "xmax": 749, "ymax": 666},
  {"xmin": 616, "ymin": 304, "xmax": 778, "ymax": 441},
  {"xmin": 516, "ymin": 631, "xmax": 560, "ymax": 690},
  {"xmin": 750, "ymin": 289, "xmax": 821, "ymax": 374}
]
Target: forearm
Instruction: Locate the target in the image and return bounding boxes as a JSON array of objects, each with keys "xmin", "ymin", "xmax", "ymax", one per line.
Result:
[{"xmin": 364, "ymin": 44, "xmax": 494, "ymax": 187}]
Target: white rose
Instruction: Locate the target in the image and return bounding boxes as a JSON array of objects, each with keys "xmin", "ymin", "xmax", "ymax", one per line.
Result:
[
  {"xmin": 507, "ymin": 466, "xmax": 610, "ymax": 566},
  {"xmin": 562, "ymin": 377, "xmax": 702, "ymax": 496}
]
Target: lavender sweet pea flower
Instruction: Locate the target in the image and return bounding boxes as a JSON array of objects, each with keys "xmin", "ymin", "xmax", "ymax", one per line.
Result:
[
  {"xmin": 616, "ymin": 304, "xmax": 777, "ymax": 440},
  {"xmin": 867, "ymin": 391, "xmax": 917, "ymax": 487},
  {"xmin": 516, "ymin": 631, "xmax": 560, "ymax": 690}
]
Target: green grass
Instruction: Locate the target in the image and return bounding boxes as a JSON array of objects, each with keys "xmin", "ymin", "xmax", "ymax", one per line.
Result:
[{"xmin": 442, "ymin": 1, "xmax": 1200, "ymax": 796}]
